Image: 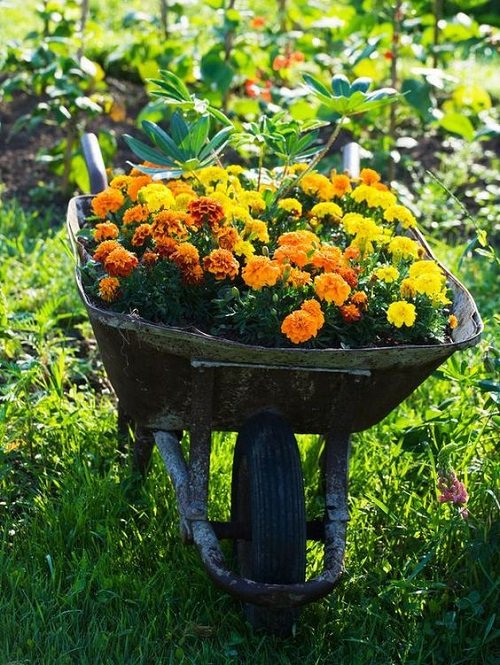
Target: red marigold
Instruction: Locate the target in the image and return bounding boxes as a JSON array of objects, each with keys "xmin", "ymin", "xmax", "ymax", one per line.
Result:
[
  {"xmin": 203, "ymin": 248, "xmax": 239, "ymax": 281},
  {"xmin": 142, "ymin": 251, "xmax": 159, "ymax": 267},
  {"xmin": 337, "ymin": 266, "xmax": 358, "ymax": 289},
  {"xmin": 131, "ymin": 223, "xmax": 152, "ymax": 247},
  {"xmin": 104, "ymin": 247, "xmax": 139, "ymax": 277},
  {"xmin": 339, "ymin": 304, "xmax": 362, "ymax": 323},
  {"xmin": 188, "ymin": 197, "xmax": 225, "ymax": 230}
]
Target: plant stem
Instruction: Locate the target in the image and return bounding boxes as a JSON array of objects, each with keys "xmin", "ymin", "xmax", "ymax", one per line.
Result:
[
  {"xmin": 278, "ymin": 0, "xmax": 288, "ymax": 32},
  {"xmin": 432, "ymin": 0, "xmax": 443, "ymax": 69},
  {"xmin": 77, "ymin": 0, "xmax": 89, "ymax": 61},
  {"xmin": 388, "ymin": 0, "xmax": 402, "ymax": 183},
  {"xmin": 222, "ymin": 0, "xmax": 237, "ymax": 112},
  {"xmin": 160, "ymin": 0, "xmax": 169, "ymax": 39},
  {"xmin": 62, "ymin": 119, "xmax": 78, "ymax": 194}
]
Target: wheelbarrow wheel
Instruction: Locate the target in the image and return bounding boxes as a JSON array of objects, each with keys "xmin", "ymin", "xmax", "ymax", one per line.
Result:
[{"xmin": 231, "ymin": 411, "xmax": 306, "ymax": 636}]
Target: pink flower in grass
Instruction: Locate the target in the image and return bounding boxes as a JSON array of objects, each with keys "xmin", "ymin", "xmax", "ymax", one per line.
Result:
[{"xmin": 437, "ymin": 470, "xmax": 469, "ymax": 519}]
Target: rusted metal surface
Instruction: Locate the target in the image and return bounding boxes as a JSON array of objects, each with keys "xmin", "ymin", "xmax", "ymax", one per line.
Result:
[{"xmin": 67, "ymin": 196, "xmax": 483, "ymax": 434}]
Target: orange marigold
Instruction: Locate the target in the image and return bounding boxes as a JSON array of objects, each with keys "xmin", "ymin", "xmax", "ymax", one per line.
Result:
[
  {"xmin": 98, "ymin": 276, "xmax": 120, "ymax": 302},
  {"xmin": 203, "ymin": 248, "xmax": 239, "ymax": 281},
  {"xmin": 330, "ymin": 173, "xmax": 352, "ymax": 197},
  {"xmin": 142, "ymin": 251, "xmax": 159, "ymax": 267},
  {"xmin": 344, "ymin": 245, "xmax": 361, "ymax": 262},
  {"xmin": 104, "ymin": 247, "xmax": 139, "ymax": 277},
  {"xmin": 151, "ymin": 210, "xmax": 189, "ymax": 240},
  {"xmin": 278, "ymin": 229, "xmax": 319, "ymax": 249},
  {"xmin": 93, "ymin": 240, "xmax": 121, "ymax": 263},
  {"xmin": 314, "ymin": 272, "xmax": 351, "ymax": 305},
  {"xmin": 301, "ymin": 299, "xmax": 325, "ymax": 328},
  {"xmin": 242, "ymin": 256, "xmax": 281, "ymax": 290},
  {"xmin": 94, "ymin": 222, "xmax": 119, "ymax": 242},
  {"xmin": 281, "ymin": 300, "xmax": 324, "ymax": 344},
  {"xmin": 216, "ymin": 226, "xmax": 240, "ymax": 251},
  {"xmin": 351, "ymin": 291, "xmax": 368, "ymax": 310},
  {"xmin": 155, "ymin": 237, "xmax": 179, "ymax": 258},
  {"xmin": 167, "ymin": 180, "xmax": 196, "ymax": 197},
  {"xmin": 127, "ymin": 175, "xmax": 153, "ymax": 202},
  {"xmin": 360, "ymin": 168, "xmax": 381, "ymax": 185},
  {"xmin": 311, "ymin": 245, "xmax": 343, "ymax": 272},
  {"xmin": 339, "ymin": 304, "xmax": 362, "ymax": 323},
  {"xmin": 91, "ymin": 188, "xmax": 124, "ymax": 218},
  {"xmin": 449, "ymin": 314, "xmax": 458, "ymax": 330},
  {"xmin": 123, "ymin": 204, "xmax": 150, "ymax": 225},
  {"xmin": 183, "ymin": 264, "xmax": 204, "ymax": 285},
  {"xmin": 188, "ymin": 197, "xmax": 225, "ymax": 230},
  {"xmin": 337, "ymin": 266, "xmax": 358, "ymax": 289},
  {"xmin": 171, "ymin": 242, "xmax": 200, "ymax": 269},
  {"xmin": 274, "ymin": 244, "xmax": 310, "ymax": 269},
  {"xmin": 286, "ymin": 267, "xmax": 312, "ymax": 287},
  {"xmin": 131, "ymin": 224, "xmax": 152, "ymax": 247}
]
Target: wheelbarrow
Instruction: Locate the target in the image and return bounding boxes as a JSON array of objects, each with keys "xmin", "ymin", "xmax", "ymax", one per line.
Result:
[{"xmin": 66, "ymin": 134, "xmax": 483, "ymax": 634}]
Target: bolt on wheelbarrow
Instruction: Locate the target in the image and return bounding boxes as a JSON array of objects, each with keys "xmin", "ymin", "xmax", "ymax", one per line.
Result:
[{"xmin": 68, "ymin": 134, "xmax": 483, "ymax": 635}]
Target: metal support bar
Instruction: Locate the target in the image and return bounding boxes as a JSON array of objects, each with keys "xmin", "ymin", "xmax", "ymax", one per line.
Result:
[
  {"xmin": 81, "ymin": 132, "xmax": 107, "ymax": 194},
  {"xmin": 323, "ymin": 432, "xmax": 350, "ymax": 574},
  {"xmin": 342, "ymin": 142, "xmax": 360, "ymax": 179}
]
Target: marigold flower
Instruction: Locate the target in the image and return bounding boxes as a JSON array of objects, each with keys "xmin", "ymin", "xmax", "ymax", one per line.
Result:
[
  {"xmin": 98, "ymin": 276, "xmax": 120, "ymax": 302},
  {"xmin": 374, "ymin": 266, "xmax": 399, "ymax": 283},
  {"xmin": 311, "ymin": 245, "xmax": 343, "ymax": 272},
  {"xmin": 337, "ymin": 266, "xmax": 358, "ymax": 289},
  {"xmin": 344, "ymin": 246, "xmax": 361, "ymax": 262},
  {"xmin": 203, "ymin": 248, "xmax": 239, "ymax": 280},
  {"xmin": 408, "ymin": 260, "xmax": 443, "ymax": 279},
  {"xmin": 131, "ymin": 224, "xmax": 152, "ymax": 247},
  {"xmin": 183, "ymin": 264, "xmax": 204, "ymax": 285},
  {"xmin": 216, "ymin": 226, "xmax": 240, "ymax": 251},
  {"xmin": 240, "ymin": 191, "xmax": 266, "ymax": 213},
  {"xmin": 242, "ymin": 255, "xmax": 281, "ymax": 290},
  {"xmin": 142, "ymin": 251, "xmax": 159, "ymax": 267},
  {"xmin": 152, "ymin": 210, "xmax": 189, "ymax": 241},
  {"xmin": 387, "ymin": 301, "xmax": 416, "ymax": 328},
  {"xmin": 400, "ymin": 277, "xmax": 417, "ymax": 299},
  {"xmin": 300, "ymin": 173, "xmax": 334, "ymax": 200},
  {"xmin": 449, "ymin": 314, "xmax": 458, "ymax": 329},
  {"xmin": 314, "ymin": 273, "xmax": 351, "ymax": 306},
  {"xmin": 351, "ymin": 184, "xmax": 397, "ymax": 209},
  {"xmin": 383, "ymin": 204, "xmax": 417, "ymax": 229},
  {"xmin": 413, "ymin": 273, "xmax": 445, "ymax": 298},
  {"xmin": 281, "ymin": 301, "xmax": 324, "ymax": 344},
  {"xmin": 339, "ymin": 304, "xmax": 362, "ymax": 323},
  {"xmin": 351, "ymin": 291, "xmax": 368, "ymax": 310},
  {"xmin": 278, "ymin": 230, "xmax": 318, "ymax": 249},
  {"xmin": 278, "ymin": 198, "xmax": 303, "ymax": 216},
  {"xmin": 360, "ymin": 168, "xmax": 381, "ymax": 185},
  {"xmin": 123, "ymin": 204, "xmax": 150, "ymax": 225},
  {"xmin": 330, "ymin": 173, "xmax": 352, "ymax": 197},
  {"xmin": 250, "ymin": 16, "xmax": 265, "ymax": 29},
  {"xmin": 286, "ymin": 267, "xmax": 312, "ymax": 287},
  {"xmin": 167, "ymin": 180, "xmax": 196, "ymax": 197},
  {"xmin": 171, "ymin": 242, "xmax": 200, "ymax": 269},
  {"xmin": 94, "ymin": 222, "xmax": 119, "ymax": 242},
  {"xmin": 188, "ymin": 197, "xmax": 225, "ymax": 230},
  {"xmin": 109, "ymin": 175, "xmax": 132, "ymax": 190},
  {"xmin": 388, "ymin": 236, "xmax": 420, "ymax": 260},
  {"xmin": 234, "ymin": 239, "xmax": 256, "ymax": 259},
  {"xmin": 127, "ymin": 175, "xmax": 153, "ymax": 201},
  {"xmin": 290, "ymin": 51, "xmax": 305, "ymax": 63},
  {"xmin": 91, "ymin": 188, "xmax": 125, "ymax": 218},
  {"xmin": 274, "ymin": 244, "xmax": 310, "ymax": 269},
  {"xmin": 273, "ymin": 54, "xmax": 289, "ymax": 70},
  {"xmin": 93, "ymin": 240, "xmax": 121, "ymax": 263},
  {"xmin": 310, "ymin": 202, "xmax": 342, "ymax": 221},
  {"xmin": 104, "ymin": 247, "xmax": 139, "ymax": 278},
  {"xmin": 244, "ymin": 219, "xmax": 269, "ymax": 243},
  {"xmin": 155, "ymin": 237, "xmax": 179, "ymax": 258},
  {"xmin": 341, "ymin": 213, "xmax": 367, "ymax": 235},
  {"xmin": 139, "ymin": 183, "xmax": 175, "ymax": 212}
]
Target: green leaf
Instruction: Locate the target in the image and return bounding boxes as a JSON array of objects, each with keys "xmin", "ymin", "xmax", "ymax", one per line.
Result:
[
  {"xmin": 188, "ymin": 115, "xmax": 210, "ymax": 154},
  {"xmin": 350, "ymin": 77, "xmax": 372, "ymax": 94},
  {"xmin": 302, "ymin": 74, "xmax": 332, "ymax": 98},
  {"xmin": 331, "ymin": 74, "xmax": 351, "ymax": 97},
  {"xmin": 199, "ymin": 126, "xmax": 232, "ymax": 160},
  {"xmin": 200, "ymin": 51, "xmax": 234, "ymax": 94},
  {"xmin": 170, "ymin": 112, "xmax": 189, "ymax": 145},
  {"xmin": 142, "ymin": 121, "xmax": 185, "ymax": 161},
  {"xmin": 439, "ymin": 113, "xmax": 475, "ymax": 141},
  {"xmin": 123, "ymin": 134, "xmax": 176, "ymax": 166},
  {"xmin": 401, "ymin": 78, "xmax": 434, "ymax": 122}
]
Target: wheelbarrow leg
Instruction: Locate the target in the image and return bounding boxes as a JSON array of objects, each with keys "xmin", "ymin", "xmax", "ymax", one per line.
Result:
[
  {"xmin": 117, "ymin": 401, "xmax": 133, "ymax": 456},
  {"xmin": 132, "ymin": 426, "xmax": 155, "ymax": 477}
]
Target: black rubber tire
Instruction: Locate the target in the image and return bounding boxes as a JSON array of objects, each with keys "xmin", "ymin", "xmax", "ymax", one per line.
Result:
[{"xmin": 231, "ymin": 411, "xmax": 306, "ymax": 635}]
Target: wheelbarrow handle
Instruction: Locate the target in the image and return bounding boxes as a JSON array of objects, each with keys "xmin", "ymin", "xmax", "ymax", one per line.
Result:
[
  {"xmin": 342, "ymin": 141, "xmax": 360, "ymax": 178},
  {"xmin": 81, "ymin": 133, "xmax": 107, "ymax": 194}
]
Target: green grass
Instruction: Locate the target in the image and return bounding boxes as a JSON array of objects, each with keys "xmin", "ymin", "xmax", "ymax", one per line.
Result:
[{"xmin": 0, "ymin": 183, "xmax": 498, "ymax": 664}]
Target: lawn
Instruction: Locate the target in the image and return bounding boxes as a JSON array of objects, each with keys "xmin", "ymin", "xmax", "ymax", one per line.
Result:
[{"xmin": 0, "ymin": 1, "xmax": 499, "ymax": 663}]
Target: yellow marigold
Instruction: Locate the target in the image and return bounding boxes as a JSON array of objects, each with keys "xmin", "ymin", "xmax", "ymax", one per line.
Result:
[
  {"xmin": 94, "ymin": 222, "xmax": 119, "ymax": 242},
  {"xmin": 242, "ymin": 256, "xmax": 281, "ymax": 290},
  {"xmin": 104, "ymin": 247, "xmax": 139, "ymax": 277},
  {"xmin": 138, "ymin": 183, "xmax": 175, "ymax": 212},
  {"xmin": 227, "ymin": 164, "xmax": 245, "ymax": 175},
  {"xmin": 278, "ymin": 198, "xmax": 302, "ymax": 216},
  {"xmin": 449, "ymin": 314, "xmax": 458, "ymax": 329},
  {"xmin": 233, "ymin": 239, "xmax": 256, "ymax": 259},
  {"xmin": 387, "ymin": 301, "xmax": 416, "ymax": 328},
  {"xmin": 123, "ymin": 204, "xmax": 150, "ymax": 225},
  {"xmin": 286, "ymin": 267, "xmax": 312, "ymax": 287},
  {"xmin": 229, "ymin": 205, "xmax": 252, "ymax": 224},
  {"xmin": 173, "ymin": 193, "xmax": 197, "ymax": 211},
  {"xmin": 314, "ymin": 272, "xmax": 351, "ymax": 305},
  {"xmin": 400, "ymin": 277, "xmax": 417, "ymax": 299},
  {"xmin": 374, "ymin": 265, "xmax": 399, "ymax": 283},
  {"xmin": 408, "ymin": 260, "xmax": 443, "ymax": 279},
  {"xmin": 300, "ymin": 173, "xmax": 334, "ymax": 200},
  {"xmin": 93, "ymin": 240, "xmax": 121, "ymax": 263},
  {"xmin": 388, "ymin": 236, "xmax": 420, "ymax": 260},
  {"xmin": 413, "ymin": 273, "xmax": 445, "ymax": 298},
  {"xmin": 330, "ymin": 173, "xmax": 352, "ymax": 198},
  {"xmin": 91, "ymin": 188, "xmax": 125, "ymax": 218},
  {"xmin": 131, "ymin": 223, "xmax": 152, "ymax": 247},
  {"xmin": 351, "ymin": 184, "xmax": 397, "ymax": 209},
  {"xmin": 243, "ymin": 219, "xmax": 269, "ymax": 243},
  {"xmin": 341, "ymin": 213, "xmax": 366, "ymax": 235},
  {"xmin": 203, "ymin": 248, "xmax": 239, "ymax": 281},
  {"xmin": 197, "ymin": 166, "xmax": 228, "ymax": 186},
  {"xmin": 310, "ymin": 202, "xmax": 343, "ymax": 221},
  {"xmin": 311, "ymin": 245, "xmax": 343, "ymax": 272},
  {"xmin": 188, "ymin": 197, "xmax": 225, "ymax": 230},
  {"xmin": 352, "ymin": 218, "xmax": 384, "ymax": 242},
  {"xmin": 281, "ymin": 300, "xmax": 324, "ymax": 344},
  {"xmin": 360, "ymin": 168, "xmax": 381, "ymax": 185},
  {"xmin": 289, "ymin": 163, "xmax": 308, "ymax": 175},
  {"xmin": 383, "ymin": 204, "xmax": 417, "ymax": 229},
  {"xmin": 98, "ymin": 276, "xmax": 120, "ymax": 302},
  {"xmin": 216, "ymin": 226, "xmax": 240, "ymax": 251},
  {"xmin": 109, "ymin": 175, "xmax": 132, "ymax": 190},
  {"xmin": 151, "ymin": 210, "xmax": 189, "ymax": 241},
  {"xmin": 127, "ymin": 175, "xmax": 153, "ymax": 202},
  {"xmin": 240, "ymin": 190, "xmax": 266, "ymax": 213}
]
